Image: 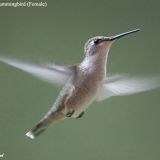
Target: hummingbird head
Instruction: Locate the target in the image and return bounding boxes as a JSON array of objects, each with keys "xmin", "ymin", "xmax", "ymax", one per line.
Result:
[
  {"xmin": 84, "ymin": 36, "xmax": 112, "ymax": 57},
  {"xmin": 84, "ymin": 29, "xmax": 140, "ymax": 57}
]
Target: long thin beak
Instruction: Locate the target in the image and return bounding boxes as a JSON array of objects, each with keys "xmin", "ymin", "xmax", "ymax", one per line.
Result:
[{"xmin": 104, "ymin": 29, "xmax": 140, "ymax": 41}]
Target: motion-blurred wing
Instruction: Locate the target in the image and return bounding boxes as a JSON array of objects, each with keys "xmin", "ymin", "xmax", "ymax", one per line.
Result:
[
  {"xmin": 0, "ymin": 56, "xmax": 75, "ymax": 86},
  {"xmin": 96, "ymin": 74, "xmax": 160, "ymax": 101}
]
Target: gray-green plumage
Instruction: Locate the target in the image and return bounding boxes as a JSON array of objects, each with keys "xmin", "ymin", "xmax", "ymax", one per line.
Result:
[{"xmin": 26, "ymin": 83, "xmax": 73, "ymax": 138}]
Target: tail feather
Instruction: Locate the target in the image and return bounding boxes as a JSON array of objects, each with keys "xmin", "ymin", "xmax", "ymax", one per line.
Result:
[
  {"xmin": 26, "ymin": 111, "xmax": 64, "ymax": 139},
  {"xmin": 26, "ymin": 119, "xmax": 49, "ymax": 139}
]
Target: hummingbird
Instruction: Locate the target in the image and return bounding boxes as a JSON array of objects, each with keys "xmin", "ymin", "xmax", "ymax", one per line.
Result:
[{"xmin": 0, "ymin": 29, "xmax": 160, "ymax": 139}]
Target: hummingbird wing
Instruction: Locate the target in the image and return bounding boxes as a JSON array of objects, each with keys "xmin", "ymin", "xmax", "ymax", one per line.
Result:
[
  {"xmin": 96, "ymin": 74, "xmax": 160, "ymax": 101},
  {"xmin": 0, "ymin": 55, "xmax": 75, "ymax": 86}
]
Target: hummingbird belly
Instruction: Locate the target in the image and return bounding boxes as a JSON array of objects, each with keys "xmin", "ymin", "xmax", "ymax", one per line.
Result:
[
  {"xmin": 65, "ymin": 77, "xmax": 101, "ymax": 118},
  {"xmin": 67, "ymin": 91, "xmax": 96, "ymax": 118}
]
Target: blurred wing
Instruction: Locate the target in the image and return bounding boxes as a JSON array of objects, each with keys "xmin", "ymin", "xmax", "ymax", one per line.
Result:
[
  {"xmin": 96, "ymin": 74, "xmax": 160, "ymax": 101},
  {"xmin": 0, "ymin": 56, "xmax": 75, "ymax": 86}
]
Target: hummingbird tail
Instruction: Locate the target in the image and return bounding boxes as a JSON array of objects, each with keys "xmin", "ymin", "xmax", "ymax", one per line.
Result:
[{"xmin": 26, "ymin": 111, "xmax": 64, "ymax": 139}]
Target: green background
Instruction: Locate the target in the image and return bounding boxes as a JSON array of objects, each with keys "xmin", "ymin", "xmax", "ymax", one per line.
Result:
[{"xmin": 0, "ymin": 0, "xmax": 160, "ymax": 160}]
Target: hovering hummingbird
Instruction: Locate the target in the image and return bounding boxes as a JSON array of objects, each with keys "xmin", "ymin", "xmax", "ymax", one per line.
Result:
[{"xmin": 0, "ymin": 29, "xmax": 160, "ymax": 139}]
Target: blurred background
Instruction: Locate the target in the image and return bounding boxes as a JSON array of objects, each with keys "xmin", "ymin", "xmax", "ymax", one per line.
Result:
[{"xmin": 0, "ymin": 0, "xmax": 160, "ymax": 160}]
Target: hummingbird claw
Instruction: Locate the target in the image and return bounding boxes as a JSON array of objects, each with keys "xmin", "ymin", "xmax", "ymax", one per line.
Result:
[
  {"xmin": 76, "ymin": 111, "xmax": 85, "ymax": 119},
  {"xmin": 65, "ymin": 110, "xmax": 75, "ymax": 117}
]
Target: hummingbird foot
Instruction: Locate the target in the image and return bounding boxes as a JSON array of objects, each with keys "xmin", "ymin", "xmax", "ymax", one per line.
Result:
[
  {"xmin": 76, "ymin": 111, "xmax": 85, "ymax": 118},
  {"xmin": 65, "ymin": 110, "xmax": 75, "ymax": 117}
]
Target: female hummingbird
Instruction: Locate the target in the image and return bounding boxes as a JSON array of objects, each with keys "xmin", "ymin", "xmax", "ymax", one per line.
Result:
[{"xmin": 0, "ymin": 29, "xmax": 160, "ymax": 139}]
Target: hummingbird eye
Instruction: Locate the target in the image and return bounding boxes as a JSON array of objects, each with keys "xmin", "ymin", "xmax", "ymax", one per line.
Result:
[{"xmin": 94, "ymin": 39, "xmax": 101, "ymax": 45}]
